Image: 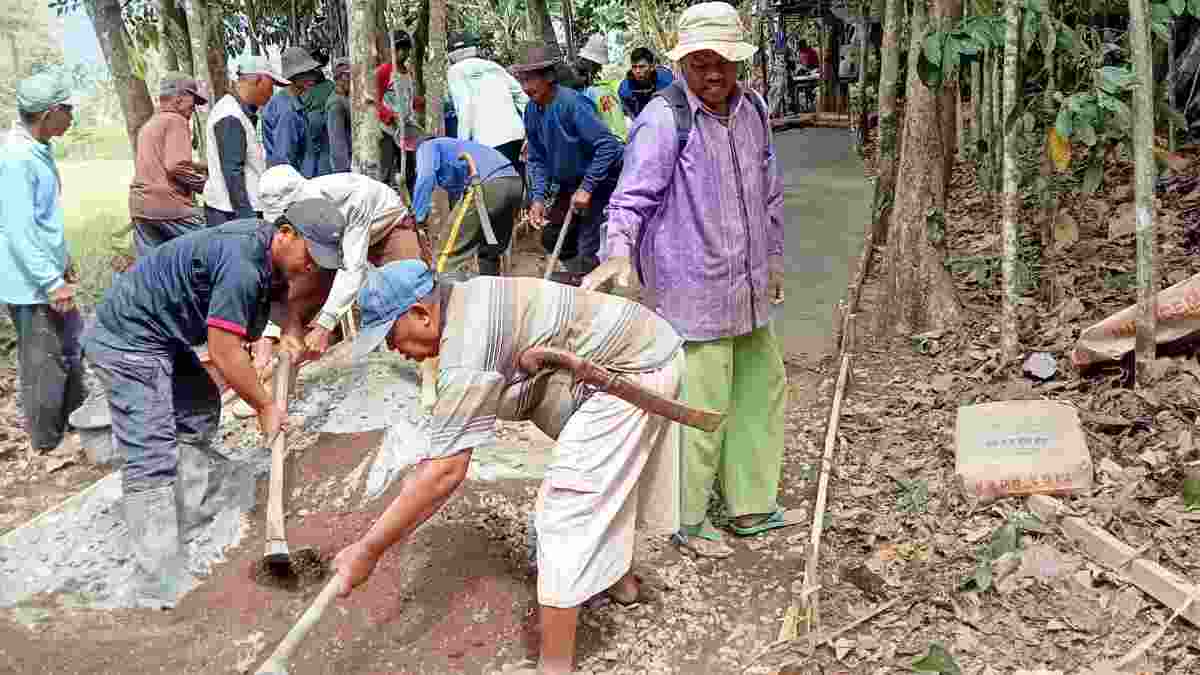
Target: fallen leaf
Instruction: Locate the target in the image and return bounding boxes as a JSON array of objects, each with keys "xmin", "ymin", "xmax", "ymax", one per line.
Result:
[
  {"xmin": 911, "ymin": 643, "xmax": 962, "ymax": 674},
  {"xmin": 1053, "ymin": 213, "xmax": 1080, "ymax": 250},
  {"xmin": 1048, "ymin": 127, "xmax": 1072, "ymax": 172},
  {"xmin": 1109, "ymin": 202, "xmax": 1137, "ymax": 239},
  {"xmin": 832, "ymin": 637, "xmax": 855, "ymax": 661}
]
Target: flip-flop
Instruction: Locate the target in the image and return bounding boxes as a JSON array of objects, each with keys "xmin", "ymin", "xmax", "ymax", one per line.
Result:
[
  {"xmin": 672, "ymin": 523, "xmax": 734, "ymax": 559},
  {"xmin": 730, "ymin": 508, "xmax": 806, "ymax": 537}
]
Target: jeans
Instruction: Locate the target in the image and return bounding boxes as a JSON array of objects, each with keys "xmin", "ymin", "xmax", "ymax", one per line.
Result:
[
  {"xmin": 8, "ymin": 304, "xmax": 87, "ymax": 450},
  {"xmin": 379, "ymin": 134, "xmax": 416, "ymax": 195},
  {"xmin": 132, "ymin": 209, "xmax": 207, "ymax": 256},
  {"xmin": 84, "ymin": 325, "xmax": 220, "ymax": 495},
  {"xmin": 205, "ymin": 206, "xmax": 261, "ymax": 226}
]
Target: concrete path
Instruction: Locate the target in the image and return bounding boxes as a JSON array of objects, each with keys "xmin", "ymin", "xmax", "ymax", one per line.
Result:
[{"xmin": 771, "ymin": 128, "xmax": 872, "ymax": 358}]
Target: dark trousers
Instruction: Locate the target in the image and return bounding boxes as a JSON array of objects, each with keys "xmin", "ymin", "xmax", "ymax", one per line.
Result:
[
  {"xmin": 84, "ymin": 326, "xmax": 220, "ymax": 495},
  {"xmin": 379, "ymin": 134, "xmax": 416, "ymax": 196},
  {"xmin": 8, "ymin": 304, "xmax": 87, "ymax": 450},
  {"xmin": 205, "ymin": 206, "xmax": 261, "ymax": 226},
  {"xmin": 541, "ymin": 167, "xmax": 620, "ymax": 275},
  {"xmin": 132, "ymin": 209, "xmax": 207, "ymax": 257},
  {"xmin": 445, "ymin": 175, "xmax": 525, "ymax": 275},
  {"xmin": 494, "ymin": 139, "xmax": 526, "ymax": 185}
]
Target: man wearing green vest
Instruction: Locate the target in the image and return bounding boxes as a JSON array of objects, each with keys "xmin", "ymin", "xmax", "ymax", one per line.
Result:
[{"xmin": 576, "ymin": 34, "xmax": 628, "ymax": 142}]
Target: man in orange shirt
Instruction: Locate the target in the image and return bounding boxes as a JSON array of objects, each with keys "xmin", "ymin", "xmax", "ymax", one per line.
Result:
[
  {"xmin": 374, "ymin": 30, "xmax": 419, "ymax": 193},
  {"xmin": 128, "ymin": 73, "xmax": 209, "ymax": 255}
]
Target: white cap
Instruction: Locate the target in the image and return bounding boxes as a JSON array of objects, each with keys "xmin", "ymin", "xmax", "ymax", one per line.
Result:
[
  {"xmin": 579, "ymin": 34, "xmax": 609, "ymax": 66},
  {"xmin": 237, "ymin": 55, "xmax": 291, "ymax": 86}
]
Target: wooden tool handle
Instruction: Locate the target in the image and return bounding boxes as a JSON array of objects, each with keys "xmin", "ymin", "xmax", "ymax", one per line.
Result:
[
  {"xmin": 255, "ymin": 573, "xmax": 344, "ymax": 674},
  {"xmin": 517, "ymin": 347, "xmax": 725, "ymax": 432},
  {"xmin": 544, "ymin": 207, "xmax": 575, "ymax": 280},
  {"xmin": 265, "ymin": 352, "xmax": 294, "ymax": 554}
]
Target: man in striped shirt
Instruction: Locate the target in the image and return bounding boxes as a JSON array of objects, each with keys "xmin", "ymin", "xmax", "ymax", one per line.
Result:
[{"xmin": 333, "ymin": 260, "xmax": 684, "ymax": 674}]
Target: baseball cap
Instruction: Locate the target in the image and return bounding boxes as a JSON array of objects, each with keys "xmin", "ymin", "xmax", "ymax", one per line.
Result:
[
  {"xmin": 160, "ymin": 72, "xmax": 208, "ymax": 105},
  {"xmin": 332, "ymin": 58, "xmax": 351, "ymax": 78},
  {"xmin": 16, "ymin": 71, "xmax": 79, "ymax": 114},
  {"xmin": 281, "ymin": 198, "xmax": 345, "ymax": 270},
  {"xmin": 352, "ymin": 260, "xmax": 435, "ymax": 360},
  {"xmin": 237, "ymin": 55, "xmax": 291, "ymax": 86}
]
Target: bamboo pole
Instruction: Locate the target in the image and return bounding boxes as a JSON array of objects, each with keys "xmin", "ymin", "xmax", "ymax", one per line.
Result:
[{"xmin": 1129, "ymin": 0, "xmax": 1158, "ymax": 385}]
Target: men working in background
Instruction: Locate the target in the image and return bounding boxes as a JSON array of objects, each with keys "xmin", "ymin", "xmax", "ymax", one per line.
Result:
[
  {"xmin": 0, "ymin": 72, "xmax": 85, "ymax": 463},
  {"xmin": 301, "ymin": 46, "xmax": 335, "ymax": 178},
  {"xmin": 375, "ymin": 30, "xmax": 418, "ymax": 193},
  {"xmin": 513, "ymin": 43, "xmax": 623, "ymax": 278},
  {"xmin": 585, "ymin": 2, "xmax": 793, "ymax": 558},
  {"xmin": 327, "ymin": 59, "xmax": 353, "ymax": 173},
  {"xmin": 263, "ymin": 47, "xmax": 322, "ymax": 176},
  {"xmin": 203, "ymin": 56, "xmax": 289, "ymax": 225},
  {"xmin": 618, "ymin": 47, "xmax": 673, "ymax": 120},
  {"xmin": 128, "ymin": 73, "xmax": 209, "ymax": 256},
  {"xmin": 258, "ymin": 164, "xmax": 423, "ymax": 357},
  {"xmin": 446, "ymin": 32, "xmax": 529, "ymax": 177},
  {"xmin": 576, "ymin": 34, "xmax": 628, "ymax": 141},
  {"xmin": 332, "ymin": 259, "xmax": 685, "ymax": 675},
  {"xmin": 83, "ymin": 200, "xmax": 343, "ymax": 609},
  {"xmin": 409, "ymin": 136, "xmax": 522, "ymax": 277}
]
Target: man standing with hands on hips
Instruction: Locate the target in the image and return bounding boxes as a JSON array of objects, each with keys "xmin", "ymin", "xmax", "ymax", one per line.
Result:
[{"xmin": 585, "ymin": 2, "xmax": 796, "ymax": 559}]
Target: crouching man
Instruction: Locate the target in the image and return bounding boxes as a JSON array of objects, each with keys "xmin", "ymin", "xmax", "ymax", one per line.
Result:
[
  {"xmin": 83, "ymin": 199, "xmax": 344, "ymax": 609},
  {"xmin": 332, "ymin": 260, "xmax": 684, "ymax": 673}
]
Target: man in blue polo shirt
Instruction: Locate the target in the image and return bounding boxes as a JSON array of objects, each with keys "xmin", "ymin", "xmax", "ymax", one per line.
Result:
[
  {"xmin": 84, "ymin": 199, "xmax": 344, "ymax": 609},
  {"xmin": 409, "ymin": 136, "xmax": 522, "ymax": 277}
]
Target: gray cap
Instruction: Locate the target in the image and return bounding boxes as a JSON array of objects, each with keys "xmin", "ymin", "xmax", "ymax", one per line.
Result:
[
  {"xmin": 160, "ymin": 72, "xmax": 208, "ymax": 104},
  {"xmin": 283, "ymin": 198, "xmax": 345, "ymax": 270},
  {"xmin": 237, "ymin": 55, "xmax": 291, "ymax": 85},
  {"xmin": 16, "ymin": 71, "xmax": 78, "ymax": 114},
  {"xmin": 281, "ymin": 47, "xmax": 322, "ymax": 80}
]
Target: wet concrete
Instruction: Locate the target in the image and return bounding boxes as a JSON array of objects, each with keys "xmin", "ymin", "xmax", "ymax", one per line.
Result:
[{"xmin": 771, "ymin": 128, "xmax": 872, "ymax": 358}]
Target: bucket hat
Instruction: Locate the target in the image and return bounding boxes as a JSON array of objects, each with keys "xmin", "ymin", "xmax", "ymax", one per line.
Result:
[
  {"xmin": 510, "ymin": 42, "xmax": 561, "ymax": 74},
  {"xmin": 666, "ymin": 1, "xmax": 758, "ymax": 63},
  {"xmin": 579, "ymin": 34, "xmax": 609, "ymax": 66},
  {"xmin": 281, "ymin": 46, "xmax": 321, "ymax": 80}
]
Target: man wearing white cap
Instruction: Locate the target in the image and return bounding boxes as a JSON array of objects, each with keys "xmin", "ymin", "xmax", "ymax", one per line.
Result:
[
  {"xmin": 585, "ymin": 2, "xmax": 795, "ymax": 558},
  {"xmin": 0, "ymin": 71, "xmax": 85, "ymax": 463},
  {"xmin": 203, "ymin": 55, "xmax": 290, "ymax": 226}
]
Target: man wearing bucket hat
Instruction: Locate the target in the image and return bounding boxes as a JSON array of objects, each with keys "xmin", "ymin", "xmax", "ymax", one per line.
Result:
[
  {"xmin": 332, "ymin": 259, "xmax": 685, "ymax": 674},
  {"xmin": 0, "ymin": 70, "xmax": 86, "ymax": 465},
  {"xmin": 585, "ymin": 1, "xmax": 795, "ymax": 558},
  {"xmin": 82, "ymin": 198, "xmax": 343, "ymax": 609},
  {"xmin": 447, "ymin": 32, "xmax": 529, "ymax": 177},
  {"xmin": 512, "ymin": 42, "xmax": 624, "ymax": 278},
  {"xmin": 326, "ymin": 58, "xmax": 353, "ymax": 172},
  {"xmin": 576, "ymin": 33, "xmax": 628, "ymax": 141},
  {"xmin": 263, "ymin": 46, "xmax": 324, "ymax": 176},
  {"xmin": 127, "ymin": 73, "xmax": 210, "ymax": 256},
  {"xmin": 203, "ymin": 55, "xmax": 290, "ymax": 225}
]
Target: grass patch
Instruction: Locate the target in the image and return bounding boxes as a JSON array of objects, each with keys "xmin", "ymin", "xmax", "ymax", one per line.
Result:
[{"xmin": 55, "ymin": 126, "xmax": 135, "ymax": 162}]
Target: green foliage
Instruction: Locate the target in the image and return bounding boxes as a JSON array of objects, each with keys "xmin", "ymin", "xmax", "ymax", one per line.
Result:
[
  {"xmin": 912, "ymin": 644, "xmax": 962, "ymax": 675},
  {"xmin": 896, "ymin": 478, "xmax": 930, "ymax": 514},
  {"xmin": 961, "ymin": 515, "xmax": 1039, "ymax": 593}
]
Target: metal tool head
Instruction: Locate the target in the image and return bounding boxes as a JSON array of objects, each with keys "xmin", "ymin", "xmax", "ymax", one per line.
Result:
[{"xmin": 265, "ymin": 539, "xmax": 291, "ymax": 576}]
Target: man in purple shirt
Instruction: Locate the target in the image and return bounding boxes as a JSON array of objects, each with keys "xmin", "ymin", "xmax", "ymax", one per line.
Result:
[{"xmin": 584, "ymin": 1, "xmax": 793, "ymax": 558}]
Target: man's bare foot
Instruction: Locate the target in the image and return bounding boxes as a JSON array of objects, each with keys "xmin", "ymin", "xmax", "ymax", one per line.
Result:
[{"xmin": 606, "ymin": 570, "xmax": 640, "ymax": 605}]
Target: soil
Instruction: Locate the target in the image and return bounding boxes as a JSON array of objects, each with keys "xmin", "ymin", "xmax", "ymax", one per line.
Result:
[{"xmin": 8, "ymin": 138, "xmax": 1200, "ymax": 674}]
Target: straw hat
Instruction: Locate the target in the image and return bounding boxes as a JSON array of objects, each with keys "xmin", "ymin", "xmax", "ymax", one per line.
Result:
[{"xmin": 666, "ymin": 2, "xmax": 758, "ymax": 63}]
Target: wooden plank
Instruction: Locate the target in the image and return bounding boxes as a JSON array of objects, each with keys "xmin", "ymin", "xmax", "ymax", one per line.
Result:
[{"xmin": 1027, "ymin": 494, "xmax": 1200, "ymax": 627}]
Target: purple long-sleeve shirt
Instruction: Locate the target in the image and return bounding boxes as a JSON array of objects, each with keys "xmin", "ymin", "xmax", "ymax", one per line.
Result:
[{"xmin": 605, "ymin": 85, "xmax": 784, "ymax": 342}]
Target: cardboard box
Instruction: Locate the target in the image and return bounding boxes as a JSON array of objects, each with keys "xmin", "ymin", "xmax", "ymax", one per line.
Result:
[{"xmin": 955, "ymin": 401, "xmax": 1093, "ymax": 500}]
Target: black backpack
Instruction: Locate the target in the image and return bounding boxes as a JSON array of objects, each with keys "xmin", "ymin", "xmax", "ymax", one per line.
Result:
[{"xmin": 652, "ymin": 80, "xmax": 771, "ymax": 157}]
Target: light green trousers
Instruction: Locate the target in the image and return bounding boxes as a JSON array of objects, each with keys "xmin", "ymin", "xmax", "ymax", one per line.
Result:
[{"xmin": 682, "ymin": 324, "xmax": 788, "ymax": 528}]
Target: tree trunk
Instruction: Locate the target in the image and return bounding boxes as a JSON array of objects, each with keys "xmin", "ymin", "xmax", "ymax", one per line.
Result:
[
  {"xmin": 820, "ymin": 21, "xmax": 841, "ymax": 113},
  {"xmin": 85, "ymin": 0, "xmax": 155, "ymax": 148},
  {"xmin": 981, "ymin": 50, "xmax": 991, "ymax": 171},
  {"xmin": 412, "ymin": 0, "xmax": 430, "ymax": 97},
  {"xmin": 374, "ymin": 0, "xmax": 390, "ymax": 71},
  {"xmin": 160, "ymin": 0, "xmax": 193, "ymax": 74},
  {"xmin": 970, "ymin": 57, "xmax": 981, "ymax": 150},
  {"xmin": 183, "ymin": 0, "xmax": 212, "ymax": 160},
  {"xmin": 999, "ymin": 0, "xmax": 1022, "ymax": 362},
  {"xmin": 562, "ymin": 0, "xmax": 577, "ymax": 62},
  {"xmin": 528, "ymin": 0, "xmax": 558, "ymax": 48},
  {"xmin": 878, "ymin": 0, "xmax": 964, "ymax": 335},
  {"xmin": 1130, "ymin": 0, "xmax": 1158, "ymax": 384},
  {"xmin": 857, "ymin": 17, "xmax": 869, "ymax": 151},
  {"xmin": 937, "ymin": 0, "xmax": 962, "ymax": 178},
  {"xmin": 350, "ymin": 0, "xmax": 383, "ymax": 180},
  {"xmin": 872, "ymin": 0, "xmax": 904, "ymax": 244},
  {"xmin": 206, "ymin": 12, "xmax": 228, "ymax": 101},
  {"xmin": 426, "ymin": 0, "xmax": 446, "ymax": 135},
  {"xmin": 1169, "ymin": 21, "xmax": 1177, "ymax": 151},
  {"xmin": 991, "ymin": 47, "xmax": 1002, "ymax": 194}
]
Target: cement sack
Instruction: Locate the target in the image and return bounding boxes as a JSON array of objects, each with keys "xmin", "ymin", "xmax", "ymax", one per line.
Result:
[
  {"xmin": 1072, "ymin": 271, "xmax": 1200, "ymax": 368},
  {"xmin": 955, "ymin": 401, "xmax": 1093, "ymax": 500}
]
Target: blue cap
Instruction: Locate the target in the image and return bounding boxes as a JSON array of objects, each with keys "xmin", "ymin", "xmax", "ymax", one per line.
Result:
[{"xmin": 352, "ymin": 260, "xmax": 436, "ymax": 360}]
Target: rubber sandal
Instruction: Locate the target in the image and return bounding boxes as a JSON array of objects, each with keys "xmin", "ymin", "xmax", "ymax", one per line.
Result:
[
  {"xmin": 730, "ymin": 508, "xmax": 806, "ymax": 537},
  {"xmin": 672, "ymin": 524, "xmax": 734, "ymax": 559}
]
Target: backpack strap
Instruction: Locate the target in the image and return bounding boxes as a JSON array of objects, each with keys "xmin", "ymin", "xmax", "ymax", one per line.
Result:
[{"xmin": 652, "ymin": 81, "xmax": 771, "ymax": 158}]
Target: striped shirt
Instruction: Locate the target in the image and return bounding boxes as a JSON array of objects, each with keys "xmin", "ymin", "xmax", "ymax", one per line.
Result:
[{"xmin": 428, "ymin": 276, "xmax": 684, "ymax": 459}]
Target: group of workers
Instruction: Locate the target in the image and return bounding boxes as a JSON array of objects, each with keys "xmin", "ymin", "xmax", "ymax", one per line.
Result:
[{"xmin": 0, "ymin": 2, "xmax": 792, "ymax": 672}]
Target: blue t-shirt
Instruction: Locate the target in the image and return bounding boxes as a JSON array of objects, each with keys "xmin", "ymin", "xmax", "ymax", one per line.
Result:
[
  {"xmin": 95, "ymin": 220, "xmax": 277, "ymax": 350},
  {"xmin": 411, "ymin": 138, "xmax": 519, "ymax": 223}
]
